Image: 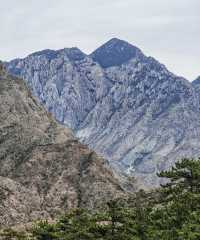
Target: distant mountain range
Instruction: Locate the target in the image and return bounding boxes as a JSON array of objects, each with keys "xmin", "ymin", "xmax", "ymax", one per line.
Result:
[
  {"xmin": 0, "ymin": 63, "xmax": 125, "ymax": 226},
  {"xmin": 6, "ymin": 38, "xmax": 200, "ymax": 188}
]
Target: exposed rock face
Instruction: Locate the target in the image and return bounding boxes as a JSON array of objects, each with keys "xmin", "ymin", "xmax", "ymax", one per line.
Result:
[
  {"xmin": 192, "ymin": 76, "xmax": 200, "ymax": 85},
  {"xmin": 90, "ymin": 38, "xmax": 142, "ymax": 68},
  {"xmin": 192, "ymin": 76, "xmax": 200, "ymax": 91},
  {"xmin": 0, "ymin": 64, "xmax": 125, "ymax": 227},
  {"xmin": 6, "ymin": 38, "xmax": 200, "ymax": 188}
]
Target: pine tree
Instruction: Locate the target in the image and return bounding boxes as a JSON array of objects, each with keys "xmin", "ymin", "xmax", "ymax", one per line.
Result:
[
  {"xmin": 31, "ymin": 220, "xmax": 59, "ymax": 240},
  {"xmin": 0, "ymin": 228, "xmax": 27, "ymax": 240},
  {"xmin": 4, "ymin": 158, "xmax": 200, "ymax": 240},
  {"xmin": 150, "ymin": 158, "xmax": 200, "ymax": 239},
  {"xmin": 56, "ymin": 209, "xmax": 95, "ymax": 240}
]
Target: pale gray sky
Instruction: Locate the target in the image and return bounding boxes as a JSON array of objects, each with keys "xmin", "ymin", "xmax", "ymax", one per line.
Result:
[{"xmin": 0, "ymin": 0, "xmax": 199, "ymax": 80}]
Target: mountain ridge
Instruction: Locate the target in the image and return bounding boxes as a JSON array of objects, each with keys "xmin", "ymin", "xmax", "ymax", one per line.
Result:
[
  {"xmin": 90, "ymin": 38, "xmax": 144, "ymax": 68},
  {"xmin": 192, "ymin": 76, "xmax": 200, "ymax": 85},
  {"xmin": 6, "ymin": 38, "xmax": 200, "ymax": 188},
  {"xmin": 0, "ymin": 63, "xmax": 126, "ymax": 226}
]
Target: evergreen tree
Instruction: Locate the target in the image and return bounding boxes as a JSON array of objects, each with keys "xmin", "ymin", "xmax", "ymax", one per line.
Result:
[
  {"xmin": 31, "ymin": 220, "xmax": 59, "ymax": 240},
  {"xmin": 150, "ymin": 158, "xmax": 200, "ymax": 239},
  {"xmin": 0, "ymin": 228, "xmax": 27, "ymax": 240},
  {"xmin": 3, "ymin": 158, "xmax": 200, "ymax": 240}
]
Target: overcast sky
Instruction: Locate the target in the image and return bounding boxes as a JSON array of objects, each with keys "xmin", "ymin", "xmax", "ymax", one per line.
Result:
[{"xmin": 0, "ymin": 0, "xmax": 199, "ymax": 80}]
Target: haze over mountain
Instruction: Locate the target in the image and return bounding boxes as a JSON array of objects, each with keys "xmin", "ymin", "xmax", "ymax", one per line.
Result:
[
  {"xmin": 6, "ymin": 38, "xmax": 200, "ymax": 188},
  {"xmin": 0, "ymin": 63, "xmax": 125, "ymax": 226}
]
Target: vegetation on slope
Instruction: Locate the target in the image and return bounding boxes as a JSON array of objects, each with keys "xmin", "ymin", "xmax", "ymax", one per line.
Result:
[{"xmin": 1, "ymin": 158, "xmax": 200, "ymax": 239}]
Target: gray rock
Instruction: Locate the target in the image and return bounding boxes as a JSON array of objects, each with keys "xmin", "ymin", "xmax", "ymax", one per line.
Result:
[
  {"xmin": 6, "ymin": 38, "xmax": 200, "ymax": 189},
  {"xmin": 0, "ymin": 64, "xmax": 125, "ymax": 226}
]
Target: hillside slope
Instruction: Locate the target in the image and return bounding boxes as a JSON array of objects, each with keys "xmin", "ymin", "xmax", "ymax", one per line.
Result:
[
  {"xmin": 0, "ymin": 64, "xmax": 125, "ymax": 227},
  {"xmin": 6, "ymin": 38, "xmax": 200, "ymax": 188}
]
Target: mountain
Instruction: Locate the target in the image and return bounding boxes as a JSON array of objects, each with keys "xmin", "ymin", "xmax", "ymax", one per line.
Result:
[
  {"xmin": 90, "ymin": 38, "xmax": 143, "ymax": 68},
  {"xmin": 0, "ymin": 63, "xmax": 125, "ymax": 227},
  {"xmin": 6, "ymin": 38, "xmax": 200, "ymax": 188},
  {"xmin": 192, "ymin": 76, "xmax": 200, "ymax": 85},
  {"xmin": 192, "ymin": 76, "xmax": 200, "ymax": 90}
]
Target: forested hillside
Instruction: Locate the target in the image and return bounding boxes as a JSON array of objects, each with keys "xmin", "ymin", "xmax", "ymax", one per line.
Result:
[{"xmin": 1, "ymin": 158, "xmax": 200, "ymax": 239}]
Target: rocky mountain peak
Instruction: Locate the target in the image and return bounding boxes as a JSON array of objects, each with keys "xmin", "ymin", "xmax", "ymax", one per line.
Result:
[
  {"xmin": 90, "ymin": 38, "xmax": 143, "ymax": 68},
  {"xmin": 28, "ymin": 47, "xmax": 86, "ymax": 62},
  {"xmin": 61, "ymin": 47, "xmax": 86, "ymax": 61},
  {"xmin": 29, "ymin": 49, "xmax": 59, "ymax": 60},
  {"xmin": 192, "ymin": 76, "xmax": 200, "ymax": 86},
  {"xmin": 6, "ymin": 38, "xmax": 200, "ymax": 189}
]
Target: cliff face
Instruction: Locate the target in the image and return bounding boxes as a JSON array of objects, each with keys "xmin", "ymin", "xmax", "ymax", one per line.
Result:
[
  {"xmin": 0, "ymin": 64, "xmax": 125, "ymax": 227},
  {"xmin": 192, "ymin": 76, "xmax": 200, "ymax": 92},
  {"xmin": 6, "ymin": 38, "xmax": 200, "ymax": 188}
]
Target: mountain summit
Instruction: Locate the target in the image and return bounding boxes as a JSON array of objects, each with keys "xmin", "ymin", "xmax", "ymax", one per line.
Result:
[
  {"xmin": 192, "ymin": 76, "xmax": 200, "ymax": 86},
  {"xmin": 30, "ymin": 47, "xmax": 86, "ymax": 61},
  {"xmin": 91, "ymin": 38, "xmax": 143, "ymax": 68},
  {"xmin": 6, "ymin": 39, "xmax": 200, "ymax": 189}
]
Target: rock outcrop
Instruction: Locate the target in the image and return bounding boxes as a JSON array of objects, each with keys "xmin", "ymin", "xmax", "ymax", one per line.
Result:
[
  {"xmin": 6, "ymin": 38, "xmax": 200, "ymax": 188},
  {"xmin": 192, "ymin": 76, "xmax": 200, "ymax": 92},
  {"xmin": 0, "ymin": 64, "xmax": 125, "ymax": 227}
]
